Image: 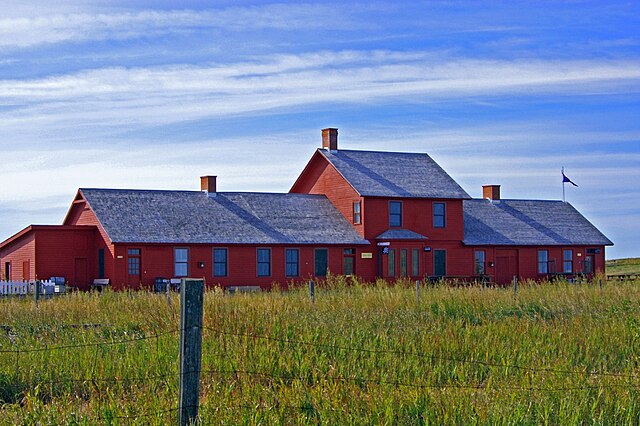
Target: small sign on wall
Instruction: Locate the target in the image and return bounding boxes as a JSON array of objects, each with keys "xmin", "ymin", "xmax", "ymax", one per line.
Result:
[{"xmin": 361, "ymin": 252, "xmax": 373, "ymax": 259}]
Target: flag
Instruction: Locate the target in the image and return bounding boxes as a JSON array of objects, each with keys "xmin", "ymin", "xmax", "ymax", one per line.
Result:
[{"xmin": 562, "ymin": 170, "xmax": 578, "ymax": 187}]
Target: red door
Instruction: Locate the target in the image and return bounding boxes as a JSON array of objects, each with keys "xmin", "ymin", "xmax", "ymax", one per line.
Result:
[
  {"xmin": 127, "ymin": 249, "xmax": 142, "ymax": 288},
  {"xmin": 74, "ymin": 258, "xmax": 88, "ymax": 288},
  {"xmin": 495, "ymin": 249, "xmax": 518, "ymax": 285}
]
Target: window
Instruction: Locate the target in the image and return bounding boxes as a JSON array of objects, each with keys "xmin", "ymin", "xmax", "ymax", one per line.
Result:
[
  {"xmin": 257, "ymin": 248, "xmax": 271, "ymax": 277},
  {"xmin": 4, "ymin": 262, "xmax": 10, "ymax": 281},
  {"xmin": 400, "ymin": 249, "xmax": 408, "ymax": 276},
  {"xmin": 343, "ymin": 248, "xmax": 355, "ymax": 275},
  {"xmin": 213, "ymin": 248, "xmax": 228, "ymax": 277},
  {"xmin": 174, "ymin": 248, "xmax": 188, "ymax": 277},
  {"xmin": 285, "ymin": 249, "xmax": 299, "ymax": 277},
  {"xmin": 434, "ymin": 250, "xmax": 446, "ymax": 277},
  {"xmin": 389, "ymin": 201, "xmax": 402, "ymax": 227},
  {"xmin": 563, "ymin": 250, "xmax": 573, "ymax": 274},
  {"xmin": 538, "ymin": 250, "xmax": 549, "ymax": 274},
  {"xmin": 353, "ymin": 202, "xmax": 361, "ymax": 225},
  {"xmin": 412, "ymin": 249, "xmax": 420, "ymax": 276},
  {"xmin": 433, "ymin": 202, "xmax": 446, "ymax": 228},
  {"xmin": 315, "ymin": 249, "xmax": 328, "ymax": 277},
  {"xmin": 388, "ymin": 249, "xmax": 396, "ymax": 277},
  {"xmin": 474, "ymin": 251, "xmax": 485, "ymax": 275}
]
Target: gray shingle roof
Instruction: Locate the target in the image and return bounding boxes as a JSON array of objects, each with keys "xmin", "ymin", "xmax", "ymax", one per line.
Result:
[
  {"xmin": 463, "ymin": 199, "xmax": 613, "ymax": 246},
  {"xmin": 376, "ymin": 229, "xmax": 428, "ymax": 240},
  {"xmin": 319, "ymin": 149, "xmax": 470, "ymax": 199},
  {"xmin": 80, "ymin": 189, "xmax": 370, "ymax": 245}
]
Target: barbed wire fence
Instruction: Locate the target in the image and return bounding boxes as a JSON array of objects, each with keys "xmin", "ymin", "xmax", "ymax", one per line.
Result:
[{"xmin": 1, "ymin": 279, "xmax": 639, "ymax": 424}]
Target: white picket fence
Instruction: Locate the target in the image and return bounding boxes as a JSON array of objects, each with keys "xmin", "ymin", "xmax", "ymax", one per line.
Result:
[{"xmin": 0, "ymin": 280, "xmax": 64, "ymax": 296}]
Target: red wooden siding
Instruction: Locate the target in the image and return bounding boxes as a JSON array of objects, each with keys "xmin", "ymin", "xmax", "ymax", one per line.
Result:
[
  {"xmin": 290, "ymin": 153, "xmax": 364, "ymax": 236},
  {"xmin": 0, "ymin": 232, "xmax": 35, "ymax": 280}
]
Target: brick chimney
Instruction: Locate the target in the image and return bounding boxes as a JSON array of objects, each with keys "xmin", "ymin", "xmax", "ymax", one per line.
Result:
[
  {"xmin": 483, "ymin": 185, "xmax": 500, "ymax": 201},
  {"xmin": 201, "ymin": 176, "xmax": 217, "ymax": 193},
  {"xmin": 322, "ymin": 128, "xmax": 338, "ymax": 150}
]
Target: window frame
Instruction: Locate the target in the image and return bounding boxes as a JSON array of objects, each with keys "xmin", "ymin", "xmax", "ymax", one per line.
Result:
[
  {"xmin": 389, "ymin": 201, "xmax": 402, "ymax": 227},
  {"xmin": 388, "ymin": 248, "xmax": 396, "ymax": 277},
  {"xmin": 563, "ymin": 249, "xmax": 573, "ymax": 274},
  {"xmin": 213, "ymin": 248, "xmax": 228, "ymax": 277},
  {"xmin": 411, "ymin": 249, "xmax": 420, "ymax": 277},
  {"xmin": 285, "ymin": 248, "xmax": 299, "ymax": 277},
  {"xmin": 257, "ymin": 248, "xmax": 271, "ymax": 277},
  {"xmin": 474, "ymin": 250, "xmax": 486, "ymax": 275},
  {"xmin": 174, "ymin": 247, "xmax": 189, "ymax": 277},
  {"xmin": 433, "ymin": 202, "xmax": 446, "ymax": 228},
  {"xmin": 353, "ymin": 201, "xmax": 361, "ymax": 225},
  {"xmin": 538, "ymin": 250, "xmax": 549, "ymax": 274}
]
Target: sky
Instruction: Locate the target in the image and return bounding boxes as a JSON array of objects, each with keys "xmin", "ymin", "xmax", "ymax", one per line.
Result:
[{"xmin": 0, "ymin": 1, "xmax": 638, "ymax": 259}]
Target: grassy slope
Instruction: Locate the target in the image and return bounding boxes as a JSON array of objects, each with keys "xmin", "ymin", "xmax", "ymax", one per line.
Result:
[
  {"xmin": 606, "ymin": 257, "xmax": 640, "ymax": 275},
  {"xmin": 1, "ymin": 277, "xmax": 640, "ymax": 424}
]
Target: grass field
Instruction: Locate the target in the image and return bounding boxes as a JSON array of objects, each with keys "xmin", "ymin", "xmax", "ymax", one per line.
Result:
[
  {"xmin": 2, "ymin": 275, "xmax": 640, "ymax": 424},
  {"xmin": 607, "ymin": 257, "xmax": 640, "ymax": 275}
]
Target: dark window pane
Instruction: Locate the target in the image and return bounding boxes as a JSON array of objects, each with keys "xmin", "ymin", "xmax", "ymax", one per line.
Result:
[
  {"xmin": 213, "ymin": 248, "xmax": 227, "ymax": 277},
  {"xmin": 285, "ymin": 249, "xmax": 299, "ymax": 277},
  {"xmin": 389, "ymin": 201, "xmax": 402, "ymax": 227},
  {"xmin": 257, "ymin": 249, "xmax": 271, "ymax": 277},
  {"xmin": 400, "ymin": 249, "xmax": 407, "ymax": 276},
  {"xmin": 412, "ymin": 249, "xmax": 419, "ymax": 276},
  {"xmin": 474, "ymin": 251, "xmax": 485, "ymax": 275},
  {"xmin": 433, "ymin": 203, "xmax": 446, "ymax": 228}
]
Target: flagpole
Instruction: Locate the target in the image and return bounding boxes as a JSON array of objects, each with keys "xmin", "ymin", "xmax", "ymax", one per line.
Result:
[{"xmin": 562, "ymin": 167, "xmax": 565, "ymax": 202}]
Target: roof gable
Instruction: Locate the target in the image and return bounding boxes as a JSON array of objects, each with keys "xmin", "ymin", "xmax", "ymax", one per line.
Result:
[
  {"xmin": 318, "ymin": 149, "xmax": 470, "ymax": 199},
  {"xmin": 79, "ymin": 189, "xmax": 369, "ymax": 245},
  {"xmin": 463, "ymin": 199, "xmax": 613, "ymax": 246}
]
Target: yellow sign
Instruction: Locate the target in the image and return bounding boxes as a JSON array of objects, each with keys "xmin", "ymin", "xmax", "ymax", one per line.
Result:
[{"xmin": 361, "ymin": 252, "xmax": 373, "ymax": 259}]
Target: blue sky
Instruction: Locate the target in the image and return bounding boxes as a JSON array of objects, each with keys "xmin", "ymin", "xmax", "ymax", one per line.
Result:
[{"xmin": 0, "ymin": 1, "xmax": 638, "ymax": 259}]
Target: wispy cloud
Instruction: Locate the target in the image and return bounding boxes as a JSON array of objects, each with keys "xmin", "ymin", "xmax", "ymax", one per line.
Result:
[
  {"xmin": 1, "ymin": 53, "xmax": 639, "ymax": 139},
  {"xmin": 0, "ymin": 5, "xmax": 346, "ymax": 49}
]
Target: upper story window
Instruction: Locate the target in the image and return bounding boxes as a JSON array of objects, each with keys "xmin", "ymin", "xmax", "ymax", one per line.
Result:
[
  {"xmin": 389, "ymin": 201, "xmax": 402, "ymax": 227},
  {"xmin": 213, "ymin": 248, "xmax": 228, "ymax": 277},
  {"xmin": 433, "ymin": 202, "xmax": 446, "ymax": 228},
  {"xmin": 257, "ymin": 248, "xmax": 271, "ymax": 277},
  {"xmin": 353, "ymin": 202, "xmax": 361, "ymax": 224},
  {"xmin": 174, "ymin": 248, "xmax": 189, "ymax": 277}
]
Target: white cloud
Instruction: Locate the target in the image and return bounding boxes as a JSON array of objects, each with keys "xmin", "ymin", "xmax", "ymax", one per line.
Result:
[{"xmin": 0, "ymin": 5, "xmax": 345, "ymax": 49}]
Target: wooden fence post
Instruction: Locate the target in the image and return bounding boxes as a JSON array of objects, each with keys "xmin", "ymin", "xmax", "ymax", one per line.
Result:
[
  {"xmin": 166, "ymin": 279, "xmax": 172, "ymax": 309},
  {"xmin": 179, "ymin": 278, "xmax": 204, "ymax": 426},
  {"xmin": 513, "ymin": 275, "xmax": 518, "ymax": 300},
  {"xmin": 34, "ymin": 280, "xmax": 40, "ymax": 306},
  {"xmin": 309, "ymin": 280, "xmax": 315, "ymax": 304},
  {"xmin": 415, "ymin": 280, "xmax": 420, "ymax": 304}
]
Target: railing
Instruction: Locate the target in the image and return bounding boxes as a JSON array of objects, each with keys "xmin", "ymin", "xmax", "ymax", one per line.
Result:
[{"xmin": 0, "ymin": 280, "xmax": 63, "ymax": 296}]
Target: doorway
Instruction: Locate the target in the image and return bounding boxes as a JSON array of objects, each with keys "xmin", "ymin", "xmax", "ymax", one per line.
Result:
[{"xmin": 496, "ymin": 249, "xmax": 518, "ymax": 284}]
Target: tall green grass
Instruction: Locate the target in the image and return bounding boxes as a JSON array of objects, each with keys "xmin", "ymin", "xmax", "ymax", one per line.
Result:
[{"xmin": 1, "ymin": 277, "xmax": 640, "ymax": 424}]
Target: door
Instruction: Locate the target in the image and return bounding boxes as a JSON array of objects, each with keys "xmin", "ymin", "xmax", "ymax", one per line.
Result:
[
  {"xmin": 433, "ymin": 250, "xmax": 446, "ymax": 277},
  {"xmin": 315, "ymin": 249, "xmax": 328, "ymax": 277},
  {"xmin": 74, "ymin": 258, "xmax": 88, "ymax": 288},
  {"xmin": 583, "ymin": 255, "xmax": 594, "ymax": 275},
  {"xmin": 127, "ymin": 249, "xmax": 142, "ymax": 287},
  {"xmin": 22, "ymin": 261, "xmax": 30, "ymax": 280},
  {"xmin": 495, "ymin": 249, "xmax": 518, "ymax": 285}
]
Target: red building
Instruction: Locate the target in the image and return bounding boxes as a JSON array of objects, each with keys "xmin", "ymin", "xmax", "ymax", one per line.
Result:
[{"xmin": 0, "ymin": 128, "xmax": 612, "ymax": 290}]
